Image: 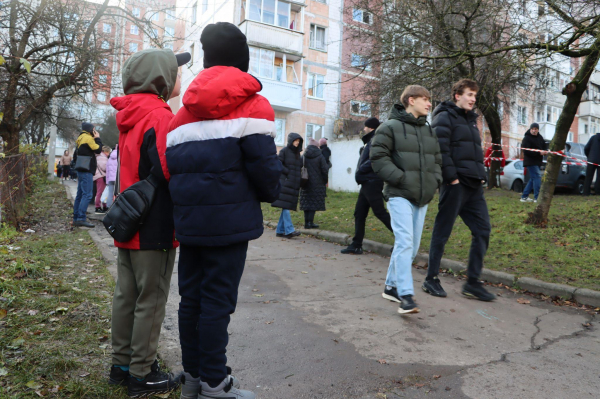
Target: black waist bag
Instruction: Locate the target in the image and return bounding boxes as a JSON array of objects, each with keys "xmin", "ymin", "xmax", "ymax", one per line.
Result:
[{"xmin": 103, "ymin": 175, "xmax": 158, "ymax": 243}]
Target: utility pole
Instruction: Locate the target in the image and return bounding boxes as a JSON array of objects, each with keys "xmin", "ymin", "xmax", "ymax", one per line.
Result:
[{"xmin": 46, "ymin": 101, "xmax": 58, "ymax": 178}]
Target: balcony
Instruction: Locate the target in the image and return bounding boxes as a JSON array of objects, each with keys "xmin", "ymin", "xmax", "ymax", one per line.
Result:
[
  {"xmin": 239, "ymin": 20, "xmax": 303, "ymax": 56},
  {"xmin": 579, "ymin": 101, "xmax": 600, "ymax": 118},
  {"xmin": 260, "ymin": 79, "xmax": 302, "ymax": 112}
]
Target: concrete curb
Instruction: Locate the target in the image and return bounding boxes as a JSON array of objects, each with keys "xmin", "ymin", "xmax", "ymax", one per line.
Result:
[
  {"xmin": 264, "ymin": 221, "xmax": 600, "ymax": 308},
  {"xmin": 87, "ymin": 229, "xmax": 118, "ymax": 281}
]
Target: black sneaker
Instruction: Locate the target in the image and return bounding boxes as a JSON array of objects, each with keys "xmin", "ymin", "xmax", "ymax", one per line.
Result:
[
  {"xmin": 290, "ymin": 231, "xmax": 301, "ymax": 237},
  {"xmin": 127, "ymin": 370, "xmax": 179, "ymax": 398},
  {"xmin": 109, "ymin": 360, "xmax": 161, "ymax": 387},
  {"xmin": 276, "ymin": 232, "xmax": 297, "ymax": 239},
  {"xmin": 462, "ymin": 281, "xmax": 496, "ymax": 301},
  {"xmin": 341, "ymin": 244, "xmax": 363, "ymax": 255},
  {"xmin": 398, "ymin": 295, "xmax": 420, "ymax": 314},
  {"xmin": 74, "ymin": 220, "xmax": 95, "ymax": 228},
  {"xmin": 382, "ymin": 286, "xmax": 401, "ymax": 303},
  {"xmin": 422, "ymin": 278, "xmax": 447, "ymax": 298},
  {"xmin": 95, "ymin": 207, "xmax": 106, "ymax": 214},
  {"xmin": 304, "ymin": 222, "xmax": 320, "ymax": 229}
]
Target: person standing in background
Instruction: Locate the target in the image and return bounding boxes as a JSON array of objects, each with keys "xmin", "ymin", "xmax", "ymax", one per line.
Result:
[
  {"xmin": 583, "ymin": 131, "xmax": 600, "ymax": 195},
  {"xmin": 93, "ymin": 146, "xmax": 111, "ymax": 214},
  {"xmin": 320, "ymin": 137, "xmax": 331, "ymax": 166},
  {"xmin": 105, "ymin": 145, "xmax": 118, "ymax": 208},
  {"xmin": 60, "ymin": 150, "xmax": 72, "ymax": 181},
  {"xmin": 300, "ymin": 138, "xmax": 329, "ymax": 229},
  {"xmin": 72, "ymin": 123, "xmax": 102, "ymax": 228},
  {"xmin": 520, "ymin": 123, "xmax": 547, "ymax": 202}
]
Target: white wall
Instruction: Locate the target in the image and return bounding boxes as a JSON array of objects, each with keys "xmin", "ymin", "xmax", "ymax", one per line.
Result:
[{"xmin": 329, "ymin": 137, "xmax": 363, "ymax": 192}]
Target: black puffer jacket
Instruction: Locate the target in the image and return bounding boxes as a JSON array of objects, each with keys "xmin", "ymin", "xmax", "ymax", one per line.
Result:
[
  {"xmin": 432, "ymin": 101, "xmax": 486, "ymax": 184},
  {"xmin": 585, "ymin": 133, "xmax": 600, "ymax": 164},
  {"xmin": 300, "ymin": 145, "xmax": 329, "ymax": 211},
  {"xmin": 521, "ymin": 130, "xmax": 547, "ymax": 167},
  {"xmin": 271, "ymin": 133, "xmax": 303, "ymax": 211},
  {"xmin": 320, "ymin": 144, "xmax": 332, "ymax": 164},
  {"xmin": 355, "ymin": 130, "xmax": 380, "ymax": 184}
]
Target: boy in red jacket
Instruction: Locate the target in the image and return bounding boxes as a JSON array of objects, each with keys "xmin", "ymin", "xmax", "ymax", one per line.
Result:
[{"xmin": 108, "ymin": 48, "xmax": 190, "ymax": 398}]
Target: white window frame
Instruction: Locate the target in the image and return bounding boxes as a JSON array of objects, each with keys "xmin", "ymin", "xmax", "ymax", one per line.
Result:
[
  {"xmin": 129, "ymin": 42, "xmax": 138, "ymax": 52},
  {"xmin": 165, "ymin": 26, "xmax": 175, "ymax": 37},
  {"xmin": 166, "ymin": 9, "xmax": 176, "ymax": 20},
  {"xmin": 130, "ymin": 24, "xmax": 139, "ymax": 35},
  {"xmin": 101, "ymin": 40, "xmax": 110, "ymax": 50},
  {"xmin": 97, "ymin": 92, "xmax": 107, "ymax": 102},
  {"xmin": 306, "ymin": 123, "xmax": 324, "ymax": 146},
  {"xmin": 350, "ymin": 53, "xmax": 371, "ymax": 71},
  {"xmin": 99, "ymin": 75, "xmax": 107, "ymax": 84},
  {"xmin": 307, "ymin": 73, "xmax": 325, "ymax": 99},
  {"xmin": 309, "ymin": 24, "xmax": 327, "ymax": 51},
  {"xmin": 517, "ymin": 105, "xmax": 527, "ymax": 125},
  {"xmin": 249, "ymin": 47, "xmax": 276, "ymax": 80},
  {"xmin": 103, "ymin": 23, "xmax": 111, "ymax": 33},
  {"xmin": 191, "ymin": 2, "xmax": 197, "ymax": 24},
  {"xmin": 350, "ymin": 100, "xmax": 371, "ymax": 117},
  {"xmin": 352, "ymin": 9, "xmax": 371, "ymax": 24},
  {"xmin": 248, "ymin": 0, "xmax": 294, "ymax": 29},
  {"xmin": 151, "ymin": 11, "xmax": 160, "ymax": 21},
  {"xmin": 275, "ymin": 119, "xmax": 286, "ymax": 146},
  {"xmin": 202, "ymin": 0, "xmax": 208, "ymax": 13},
  {"xmin": 165, "ymin": 42, "xmax": 174, "ymax": 50},
  {"xmin": 132, "ymin": 7, "xmax": 140, "ymax": 17}
]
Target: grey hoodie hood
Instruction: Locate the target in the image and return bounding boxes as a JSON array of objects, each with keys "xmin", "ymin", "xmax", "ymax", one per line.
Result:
[{"xmin": 121, "ymin": 48, "xmax": 179, "ymax": 100}]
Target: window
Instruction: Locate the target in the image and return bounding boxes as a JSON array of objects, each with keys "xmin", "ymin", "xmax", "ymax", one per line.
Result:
[
  {"xmin": 307, "ymin": 73, "xmax": 325, "ymax": 99},
  {"xmin": 546, "ymin": 105, "xmax": 560, "ymax": 123},
  {"xmin": 306, "ymin": 124, "xmax": 324, "ymax": 144},
  {"xmin": 517, "ymin": 106, "xmax": 527, "ymax": 125},
  {"xmin": 275, "ymin": 119, "xmax": 286, "ymax": 146},
  {"xmin": 202, "ymin": 0, "xmax": 208, "ymax": 13},
  {"xmin": 103, "ymin": 23, "xmax": 111, "ymax": 33},
  {"xmin": 100, "ymin": 58, "xmax": 109, "ymax": 66},
  {"xmin": 309, "ymin": 24, "xmax": 326, "ymax": 51},
  {"xmin": 101, "ymin": 40, "xmax": 110, "ymax": 49},
  {"xmin": 352, "ymin": 9, "xmax": 371, "ymax": 24},
  {"xmin": 498, "ymin": 102, "xmax": 504, "ymax": 120},
  {"xmin": 132, "ymin": 7, "xmax": 140, "ymax": 17},
  {"xmin": 350, "ymin": 54, "xmax": 371, "ymax": 71},
  {"xmin": 129, "ymin": 42, "xmax": 138, "ymax": 52},
  {"xmin": 152, "ymin": 29, "xmax": 159, "ymax": 38},
  {"xmin": 249, "ymin": 47, "xmax": 275, "ymax": 79},
  {"xmin": 191, "ymin": 2, "xmax": 197, "ymax": 24},
  {"xmin": 165, "ymin": 42, "xmax": 173, "ymax": 50},
  {"xmin": 351, "ymin": 100, "xmax": 371, "ymax": 116},
  {"xmin": 166, "ymin": 9, "xmax": 176, "ymax": 20},
  {"xmin": 165, "ymin": 27, "xmax": 175, "ymax": 37},
  {"xmin": 151, "ymin": 11, "xmax": 160, "ymax": 21},
  {"xmin": 99, "ymin": 75, "xmax": 107, "ymax": 84},
  {"xmin": 97, "ymin": 92, "xmax": 107, "ymax": 102},
  {"xmin": 249, "ymin": 0, "xmax": 292, "ymax": 29},
  {"xmin": 130, "ymin": 24, "xmax": 139, "ymax": 35}
]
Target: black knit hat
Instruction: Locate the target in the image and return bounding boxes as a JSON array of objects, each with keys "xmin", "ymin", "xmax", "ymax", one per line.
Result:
[
  {"xmin": 82, "ymin": 122, "xmax": 94, "ymax": 133},
  {"xmin": 201, "ymin": 22, "xmax": 249, "ymax": 72},
  {"xmin": 530, "ymin": 122, "xmax": 540, "ymax": 129},
  {"xmin": 364, "ymin": 117, "xmax": 380, "ymax": 130}
]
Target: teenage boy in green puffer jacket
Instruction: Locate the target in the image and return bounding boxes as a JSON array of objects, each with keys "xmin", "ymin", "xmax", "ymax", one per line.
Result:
[{"xmin": 370, "ymin": 85, "xmax": 442, "ymax": 315}]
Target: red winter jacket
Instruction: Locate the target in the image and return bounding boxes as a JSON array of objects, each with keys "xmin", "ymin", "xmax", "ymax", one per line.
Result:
[
  {"xmin": 110, "ymin": 93, "xmax": 178, "ymax": 250},
  {"xmin": 484, "ymin": 146, "xmax": 506, "ymax": 168}
]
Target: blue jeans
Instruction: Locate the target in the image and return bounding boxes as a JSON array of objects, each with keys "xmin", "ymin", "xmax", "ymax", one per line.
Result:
[
  {"xmin": 522, "ymin": 165, "xmax": 541, "ymax": 200},
  {"xmin": 73, "ymin": 172, "xmax": 93, "ymax": 221},
  {"xmin": 385, "ymin": 197, "xmax": 428, "ymax": 296},
  {"xmin": 276, "ymin": 209, "xmax": 295, "ymax": 235}
]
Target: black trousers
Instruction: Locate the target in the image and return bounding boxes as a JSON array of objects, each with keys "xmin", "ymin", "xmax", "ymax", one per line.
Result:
[
  {"xmin": 178, "ymin": 241, "xmax": 248, "ymax": 386},
  {"xmin": 427, "ymin": 183, "xmax": 490, "ymax": 280},
  {"xmin": 351, "ymin": 180, "xmax": 392, "ymax": 247},
  {"xmin": 304, "ymin": 210, "xmax": 316, "ymax": 224},
  {"xmin": 583, "ymin": 164, "xmax": 600, "ymax": 195}
]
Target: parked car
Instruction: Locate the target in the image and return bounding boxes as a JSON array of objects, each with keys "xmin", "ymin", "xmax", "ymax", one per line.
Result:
[
  {"xmin": 500, "ymin": 159, "xmax": 524, "ymax": 192},
  {"xmin": 523, "ymin": 141, "xmax": 587, "ymax": 195}
]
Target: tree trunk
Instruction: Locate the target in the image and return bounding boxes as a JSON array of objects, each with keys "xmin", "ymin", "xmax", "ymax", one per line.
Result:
[
  {"xmin": 527, "ymin": 47, "xmax": 600, "ymax": 226},
  {"xmin": 479, "ymin": 93, "xmax": 503, "ymax": 188}
]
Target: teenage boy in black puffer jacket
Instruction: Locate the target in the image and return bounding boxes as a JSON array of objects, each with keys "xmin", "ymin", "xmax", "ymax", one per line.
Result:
[{"xmin": 423, "ymin": 79, "xmax": 496, "ymax": 302}]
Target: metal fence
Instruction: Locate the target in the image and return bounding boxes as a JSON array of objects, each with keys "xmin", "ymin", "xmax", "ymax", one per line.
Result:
[{"xmin": 0, "ymin": 154, "xmax": 43, "ymax": 225}]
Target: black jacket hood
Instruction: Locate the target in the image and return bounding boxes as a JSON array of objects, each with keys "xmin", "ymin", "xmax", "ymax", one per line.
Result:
[
  {"xmin": 304, "ymin": 145, "xmax": 322, "ymax": 159},
  {"xmin": 287, "ymin": 132, "xmax": 303, "ymax": 153},
  {"xmin": 361, "ymin": 130, "xmax": 375, "ymax": 145},
  {"xmin": 433, "ymin": 101, "xmax": 478, "ymax": 121}
]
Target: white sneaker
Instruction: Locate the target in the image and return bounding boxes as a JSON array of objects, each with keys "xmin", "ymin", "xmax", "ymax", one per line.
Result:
[
  {"xmin": 520, "ymin": 198, "xmax": 528, "ymax": 202},
  {"xmin": 199, "ymin": 376, "xmax": 254, "ymax": 399}
]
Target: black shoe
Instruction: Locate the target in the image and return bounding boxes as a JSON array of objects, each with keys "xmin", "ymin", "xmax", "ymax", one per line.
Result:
[
  {"xmin": 102, "ymin": 207, "xmax": 108, "ymax": 213},
  {"xmin": 382, "ymin": 286, "xmax": 401, "ymax": 303},
  {"xmin": 109, "ymin": 360, "xmax": 160, "ymax": 387},
  {"xmin": 74, "ymin": 220, "xmax": 95, "ymax": 228},
  {"xmin": 127, "ymin": 370, "xmax": 179, "ymax": 398},
  {"xmin": 398, "ymin": 295, "xmax": 420, "ymax": 314},
  {"xmin": 276, "ymin": 232, "xmax": 296, "ymax": 239},
  {"xmin": 291, "ymin": 231, "xmax": 301, "ymax": 237},
  {"xmin": 95, "ymin": 207, "xmax": 106, "ymax": 214},
  {"xmin": 341, "ymin": 244, "xmax": 363, "ymax": 255},
  {"xmin": 422, "ymin": 278, "xmax": 447, "ymax": 298},
  {"xmin": 304, "ymin": 222, "xmax": 320, "ymax": 229},
  {"xmin": 462, "ymin": 281, "xmax": 496, "ymax": 301}
]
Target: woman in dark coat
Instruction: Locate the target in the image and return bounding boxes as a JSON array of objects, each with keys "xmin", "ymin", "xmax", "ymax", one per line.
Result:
[
  {"xmin": 300, "ymin": 138, "xmax": 329, "ymax": 229},
  {"xmin": 272, "ymin": 133, "xmax": 303, "ymax": 238}
]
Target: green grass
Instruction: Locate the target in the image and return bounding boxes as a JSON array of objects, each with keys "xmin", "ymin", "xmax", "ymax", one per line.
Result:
[
  {"xmin": 262, "ymin": 188, "xmax": 600, "ymax": 291},
  {"xmin": 0, "ymin": 181, "xmax": 134, "ymax": 398}
]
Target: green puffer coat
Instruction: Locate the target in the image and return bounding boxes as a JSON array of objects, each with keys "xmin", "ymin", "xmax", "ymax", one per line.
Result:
[{"xmin": 370, "ymin": 104, "xmax": 443, "ymax": 206}]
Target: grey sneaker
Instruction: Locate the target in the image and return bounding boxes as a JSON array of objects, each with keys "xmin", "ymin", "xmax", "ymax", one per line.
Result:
[
  {"xmin": 180, "ymin": 371, "xmax": 202, "ymax": 399},
  {"xmin": 199, "ymin": 376, "xmax": 254, "ymax": 399}
]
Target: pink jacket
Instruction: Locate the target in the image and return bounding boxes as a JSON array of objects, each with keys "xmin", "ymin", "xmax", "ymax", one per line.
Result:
[
  {"xmin": 106, "ymin": 147, "xmax": 118, "ymax": 183},
  {"xmin": 94, "ymin": 152, "xmax": 108, "ymax": 181}
]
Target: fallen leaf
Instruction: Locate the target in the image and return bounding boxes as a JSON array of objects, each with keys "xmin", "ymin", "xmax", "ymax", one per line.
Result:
[
  {"xmin": 26, "ymin": 381, "xmax": 42, "ymax": 389},
  {"xmin": 99, "ymin": 344, "xmax": 109, "ymax": 349},
  {"xmin": 98, "ymin": 335, "xmax": 108, "ymax": 342},
  {"xmin": 265, "ymin": 320, "xmax": 274, "ymax": 324},
  {"xmin": 35, "ymin": 390, "xmax": 47, "ymax": 397},
  {"xmin": 301, "ymin": 271, "xmax": 308, "ymax": 274},
  {"xmin": 377, "ymin": 359, "xmax": 387, "ymax": 364},
  {"xmin": 33, "ymin": 330, "xmax": 42, "ymax": 336},
  {"xmin": 14, "ymin": 271, "xmax": 27, "ymax": 279},
  {"xmin": 0, "ymin": 309, "xmax": 7, "ymax": 319},
  {"xmin": 433, "ymin": 375, "xmax": 441, "ymax": 379},
  {"xmin": 252, "ymin": 289, "xmax": 259, "ymax": 292},
  {"xmin": 517, "ymin": 298, "xmax": 531, "ymax": 304},
  {"xmin": 79, "ymin": 372, "xmax": 90, "ymax": 378},
  {"xmin": 55, "ymin": 307, "xmax": 68, "ymax": 314},
  {"xmin": 253, "ymin": 294, "xmax": 264, "ymax": 297},
  {"xmin": 28, "ymin": 310, "xmax": 38, "ymax": 316},
  {"xmin": 0, "ymin": 367, "xmax": 7, "ymax": 376}
]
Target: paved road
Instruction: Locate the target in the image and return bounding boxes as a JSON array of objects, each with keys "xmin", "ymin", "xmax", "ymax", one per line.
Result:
[{"xmin": 65, "ymin": 181, "xmax": 599, "ymax": 398}]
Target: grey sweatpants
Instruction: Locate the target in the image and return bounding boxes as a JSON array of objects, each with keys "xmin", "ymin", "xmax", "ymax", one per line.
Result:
[{"xmin": 111, "ymin": 248, "xmax": 176, "ymax": 378}]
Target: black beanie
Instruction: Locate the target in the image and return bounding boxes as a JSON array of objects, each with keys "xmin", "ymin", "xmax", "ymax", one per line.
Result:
[
  {"xmin": 530, "ymin": 122, "xmax": 540, "ymax": 129},
  {"xmin": 201, "ymin": 22, "xmax": 249, "ymax": 72},
  {"xmin": 82, "ymin": 122, "xmax": 94, "ymax": 133},
  {"xmin": 365, "ymin": 117, "xmax": 380, "ymax": 130}
]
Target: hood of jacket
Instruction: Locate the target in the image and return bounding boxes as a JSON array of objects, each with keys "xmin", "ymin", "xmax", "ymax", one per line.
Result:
[
  {"xmin": 76, "ymin": 132, "xmax": 94, "ymax": 147},
  {"xmin": 109, "ymin": 148, "xmax": 118, "ymax": 161},
  {"xmin": 361, "ymin": 130, "xmax": 375, "ymax": 145},
  {"xmin": 110, "ymin": 93, "xmax": 172, "ymax": 133},
  {"xmin": 524, "ymin": 129, "xmax": 543, "ymax": 139},
  {"xmin": 287, "ymin": 132, "xmax": 303, "ymax": 153},
  {"xmin": 182, "ymin": 66, "xmax": 263, "ymax": 120},
  {"xmin": 121, "ymin": 48, "xmax": 179, "ymax": 100},
  {"xmin": 389, "ymin": 103, "xmax": 428, "ymax": 126},
  {"xmin": 432, "ymin": 100, "xmax": 478, "ymax": 121},
  {"xmin": 304, "ymin": 145, "xmax": 321, "ymax": 159}
]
